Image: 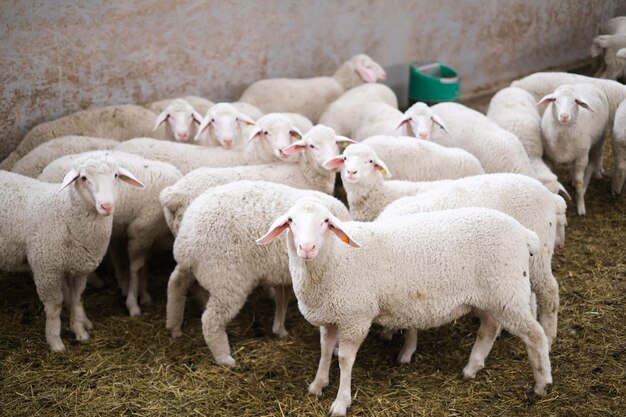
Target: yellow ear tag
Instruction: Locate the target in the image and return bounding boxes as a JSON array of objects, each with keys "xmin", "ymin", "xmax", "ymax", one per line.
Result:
[
  {"xmin": 379, "ymin": 167, "xmax": 386, "ymax": 175},
  {"xmin": 341, "ymin": 235, "xmax": 349, "ymax": 243}
]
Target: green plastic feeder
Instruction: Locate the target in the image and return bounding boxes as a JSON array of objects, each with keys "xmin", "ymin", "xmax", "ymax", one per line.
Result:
[{"xmin": 408, "ymin": 61, "xmax": 460, "ymax": 104}]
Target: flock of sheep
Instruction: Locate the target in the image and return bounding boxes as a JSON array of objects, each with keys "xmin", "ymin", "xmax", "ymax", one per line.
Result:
[{"xmin": 1, "ymin": 20, "xmax": 626, "ymax": 416}]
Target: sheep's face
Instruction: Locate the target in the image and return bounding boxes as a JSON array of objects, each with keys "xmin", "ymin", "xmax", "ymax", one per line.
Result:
[
  {"xmin": 398, "ymin": 102, "xmax": 448, "ymax": 139},
  {"xmin": 154, "ymin": 100, "xmax": 202, "ymax": 142},
  {"xmin": 281, "ymin": 125, "xmax": 352, "ymax": 169},
  {"xmin": 256, "ymin": 200, "xmax": 360, "ymax": 260},
  {"xmin": 195, "ymin": 104, "xmax": 255, "ymax": 149},
  {"xmin": 249, "ymin": 115, "xmax": 302, "ymax": 162},
  {"xmin": 539, "ymin": 87, "xmax": 595, "ymax": 125},
  {"xmin": 323, "ymin": 144, "xmax": 391, "ymax": 185}
]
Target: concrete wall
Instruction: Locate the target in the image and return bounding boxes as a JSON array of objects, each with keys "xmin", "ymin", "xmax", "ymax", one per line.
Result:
[{"xmin": 1, "ymin": 0, "xmax": 625, "ymax": 160}]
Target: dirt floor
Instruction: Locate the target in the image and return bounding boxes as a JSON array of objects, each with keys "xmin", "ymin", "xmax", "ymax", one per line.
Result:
[{"xmin": 1, "ymin": 89, "xmax": 625, "ymax": 416}]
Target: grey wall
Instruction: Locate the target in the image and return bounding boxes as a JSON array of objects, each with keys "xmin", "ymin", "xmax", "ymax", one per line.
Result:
[{"xmin": 1, "ymin": 0, "xmax": 625, "ymax": 160}]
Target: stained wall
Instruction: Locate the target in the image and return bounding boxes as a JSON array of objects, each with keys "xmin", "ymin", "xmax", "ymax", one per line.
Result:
[{"xmin": 1, "ymin": 0, "xmax": 625, "ymax": 159}]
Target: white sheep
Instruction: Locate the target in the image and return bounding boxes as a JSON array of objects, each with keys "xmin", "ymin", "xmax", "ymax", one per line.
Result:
[
  {"xmin": 160, "ymin": 125, "xmax": 351, "ymax": 235},
  {"xmin": 352, "ymin": 102, "xmax": 407, "ymax": 141},
  {"xmin": 145, "ymin": 95, "xmax": 216, "ymax": 115},
  {"xmin": 11, "ymin": 136, "xmax": 120, "ymax": 178},
  {"xmin": 357, "ymin": 135, "xmax": 484, "ymax": 182},
  {"xmin": 591, "ymin": 34, "xmax": 626, "ymax": 80},
  {"xmin": 611, "ymin": 99, "xmax": 626, "ymax": 195},
  {"xmin": 0, "ymin": 104, "xmax": 168, "ymax": 171},
  {"xmin": 319, "ymin": 83, "xmax": 398, "ymax": 137},
  {"xmin": 486, "ymin": 87, "xmax": 565, "ymax": 194},
  {"xmin": 239, "ymin": 54, "xmax": 387, "ymax": 122},
  {"xmin": 401, "ymin": 102, "xmax": 536, "ymax": 176},
  {"xmin": 599, "ymin": 16, "xmax": 626, "ymax": 35},
  {"xmin": 247, "ymin": 112, "xmax": 314, "ymax": 162},
  {"xmin": 194, "ymin": 103, "xmax": 259, "ymax": 149},
  {"xmin": 150, "ymin": 98, "xmax": 204, "ymax": 143},
  {"xmin": 511, "ymin": 72, "xmax": 626, "ymax": 122},
  {"xmin": 539, "ymin": 84, "xmax": 610, "ymax": 215},
  {"xmin": 0, "ymin": 153, "xmax": 144, "ymax": 351},
  {"xmin": 39, "ymin": 151, "xmax": 182, "ymax": 316},
  {"xmin": 165, "ymin": 181, "xmax": 351, "ymax": 367},
  {"xmin": 258, "ymin": 200, "xmax": 552, "ymax": 416}
]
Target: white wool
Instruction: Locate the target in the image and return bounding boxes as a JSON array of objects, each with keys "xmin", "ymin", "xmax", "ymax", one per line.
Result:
[{"xmin": 611, "ymin": 99, "xmax": 626, "ymax": 195}]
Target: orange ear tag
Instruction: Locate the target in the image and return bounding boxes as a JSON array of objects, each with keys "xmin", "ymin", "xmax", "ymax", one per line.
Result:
[{"xmin": 342, "ymin": 235, "xmax": 349, "ymax": 243}]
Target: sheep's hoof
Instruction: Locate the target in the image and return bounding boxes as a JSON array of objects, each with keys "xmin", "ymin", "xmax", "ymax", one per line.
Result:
[
  {"xmin": 308, "ymin": 380, "xmax": 328, "ymax": 396},
  {"xmin": 170, "ymin": 328, "xmax": 183, "ymax": 339},
  {"xmin": 273, "ymin": 327, "xmax": 289, "ymax": 339},
  {"xmin": 396, "ymin": 352, "xmax": 413, "ymax": 365},
  {"xmin": 83, "ymin": 318, "xmax": 93, "ymax": 330},
  {"xmin": 49, "ymin": 340, "xmax": 67, "ymax": 352},
  {"xmin": 128, "ymin": 305, "xmax": 141, "ymax": 317},
  {"xmin": 75, "ymin": 331, "xmax": 90, "ymax": 342},
  {"xmin": 329, "ymin": 398, "xmax": 350, "ymax": 416},
  {"xmin": 533, "ymin": 382, "xmax": 551, "ymax": 398},
  {"xmin": 216, "ymin": 355, "xmax": 236, "ymax": 367}
]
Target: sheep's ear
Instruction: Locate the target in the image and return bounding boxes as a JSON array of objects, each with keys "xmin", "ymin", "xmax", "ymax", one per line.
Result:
[
  {"xmin": 237, "ymin": 113, "xmax": 256, "ymax": 126},
  {"xmin": 117, "ymin": 167, "xmax": 145, "ymax": 188},
  {"xmin": 575, "ymin": 98, "xmax": 595, "ymax": 112},
  {"xmin": 290, "ymin": 127, "xmax": 303, "ymax": 140},
  {"xmin": 322, "ymin": 155, "xmax": 345, "ymax": 171},
  {"xmin": 355, "ymin": 64, "xmax": 379, "ymax": 83},
  {"xmin": 282, "ymin": 140, "xmax": 307, "ymax": 156},
  {"xmin": 247, "ymin": 126, "xmax": 263, "ymax": 142},
  {"xmin": 191, "ymin": 111, "xmax": 203, "ymax": 125},
  {"xmin": 537, "ymin": 94, "xmax": 556, "ymax": 106},
  {"xmin": 256, "ymin": 213, "xmax": 291, "ymax": 245},
  {"xmin": 327, "ymin": 214, "xmax": 361, "ymax": 248},
  {"xmin": 194, "ymin": 116, "xmax": 213, "ymax": 140},
  {"xmin": 153, "ymin": 112, "xmax": 169, "ymax": 131},
  {"xmin": 58, "ymin": 169, "xmax": 80, "ymax": 192},
  {"xmin": 335, "ymin": 136, "xmax": 357, "ymax": 148},
  {"xmin": 431, "ymin": 114, "xmax": 449, "ymax": 134},
  {"xmin": 374, "ymin": 158, "xmax": 392, "ymax": 178},
  {"xmin": 395, "ymin": 116, "xmax": 412, "ymax": 130}
]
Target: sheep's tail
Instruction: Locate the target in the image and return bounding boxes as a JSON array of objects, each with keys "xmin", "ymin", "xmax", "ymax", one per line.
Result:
[
  {"xmin": 525, "ymin": 229, "xmax": 541, "ymax": 257},
  {"xmin": 159, "ymin": 186, "xmax": 183, "ymax": 233}
]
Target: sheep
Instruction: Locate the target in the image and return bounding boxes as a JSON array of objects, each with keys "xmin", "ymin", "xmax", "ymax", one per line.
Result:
[
  {"xmin": 0, "ymin": 104, "xmax": 168, "ymax": 171},
  {"xmin": 399, "ymin": 101, "xmax": 535, "ymax": 176},
  {"xmin": 10, "ymin": 136, "xmax": 120, "ymax": 178},
  {"xmin": 510, "ymin": 72, "xmax": 626, "ymax": 122},
  {"xmin": 599, "ymin": 16, "xmax": 626, "ymax": 35},
  {"xmin": 165, "ymin": 181, "xmax": 351, "ymax": 367},
  {"xmin": 160, "ymin": 125, "xmax": 351, "ymax": 235},
  {"xmin": 150, "ymin": 98, "xmax": 204, "ymax": 143},
  {"xmin": 539, "ymin": 84, "xmax": 610, "ymax": 215},
  {"xmin": 239, "ymin": 54, "xmax": 386, "ymax": 122},
  {"xmin": 38, "ymin": 151, "xmax": 182, "ymax": 316},
  {"xmin": 591, "ymin": 34, "xmax": 626, "ymax": 80},
  {"xmin": 0, "ymin": 153, "xmax": 144, "ymax": 351},
  {"xmin": 144, "ymin": 95, "xmax": 216, "ymax": 115},
  {"xmin": 356, "ymin": 135, "xmax": 484, "ymax": 182},
  {"xmin": 258, "ymin": 200, "xmax": 552, "ymax": 416},
  {"xmin": 611, "ymin": 99, "xmax": 626, "ymax": 195},
  {"xmin": 114, "ymin": 131, "xmax": 285, "ymax": 174},
  {"xmin": 486, "ymin": 87, "xmax": 565, "ymax": 194},
  {"xmin": 352, "ymin": 102, "xmax": 407, "ymax": 140},
  {"xmin": 319, "ymin": 84, "xmax": 398, "ymax": 137},
  {"xmin": 193, "ymin": 103, "xmax": 259, "ymax": 149},
  {"xmin": 247, "ymin": 112, "xmax": 314, "ymax": 162}
]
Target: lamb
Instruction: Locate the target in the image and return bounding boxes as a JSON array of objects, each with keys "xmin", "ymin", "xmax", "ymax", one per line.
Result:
[
  {"xmin": 319, "ymin": 83, "xmax": 398, "ymax": 137},
  {"xmin": 510, "ymin": 72, "xmax": 626, "ymax": 122},
  {"xmin": 599, "ymin": 16, "xmax": 626, "ymax": 35},
  {"xmin": 258, "ymin": 200, "xmax": 552, "ymax": 416},
  {"xmin": 160, "ymin": 125, "xmax": 350, "ymax": 235},
  {"xmin": 539, "ymin": 84, "xmax": 610, "ymax": 215},
  {"xmin": 11, "ymin": 136, "xmax": 119, "ymax": 178},
  {"xmin": 358, "ymin": 135, "xmax": 484, "ymax": 182},
  {"xmin": 150, "ymin": 98, "xmax": 204, "ymax": 143},
  {"xmin": 400, "ymin": 101, "xmax": 536, "ymax": 176},
  {"xmin": 591, "ymin": 34, "xmax": 626, "ymax": 80},
  {"xmin": 194, "ymin": 103, "xmax": 261, "ymax": 149},
  {"xmin": 239, "ymin": 54, "xmax": 386, "ymax": 122},
  {"xmin": 352, "ymin": 102, "xmax": 407, "ymax": 140},
  {"xmin": 144, "ymin": 95, "xmax": 216, "ymax": 115},
  {"xmin": 38, "ymin": 151, "xmax": 182, "ymax": 316},
  {"xmin": 486, "ymin": 87, "xmax": 564, "ymax": 194},
  {"xmin": 165, "ymin": 181, "xmax": 351, "ymax": 367},
  {"xmin": 246, "ymin": 112, "xmax": 314, "ymax": 162},
  {"xmin": 0, "ymin": 153, "xmax": 144, "ymax": 351},
  {"xmin": 611, "ymin": 99, "xmax": 626, "ymax": 195},
  {"xmin": 0, "ymin": 104, "xmax": 168, "ymax": 171}
]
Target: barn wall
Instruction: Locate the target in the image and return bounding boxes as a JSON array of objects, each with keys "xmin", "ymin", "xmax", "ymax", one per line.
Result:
[{"xmin": 1, "ymin": 0, "xmax": 625, "ymax": 159}]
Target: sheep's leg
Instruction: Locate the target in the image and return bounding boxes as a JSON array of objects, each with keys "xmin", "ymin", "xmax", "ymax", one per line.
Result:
[
  {"xmin": 138, "ymin": 263, "xmax": 152, "ymax": 305},
  {"xmin": 34, "ymin": 272, "xmax": 65, "ymax": 352},
  {"xmin": 271, "ymin": 285, "xmax": 290, "ymax": 338},
  {"xmin": 329, "ymin": 324, "xmax": 370, "ymax": 417},
  {"xmin": 309, "ymin": 325, "xmax": 338, "ymax": 396},
  {"xmin": 109, "ymin": 239, "xmax": 130, "ymax": 296},
  {"xmin": 125, "ymin": 237, "xmax": 152, "ymax": 316},
  {"xmin": 165, "ymin": 265, "xmax": 195, "ymax": 338},
  {"xmin": 462, "ymin": 309, "xmax": 498, "ymax": 379},
  {"xmin": 591, "ymin": 140, "xmax": 606, "ymax": 179},
  {"xmin": 68, "ymin": 275, "xmax": 90, "ymax": 341},
  {"xmin": 534, "ymin": 270, "xmax": 559, "ymax": 348},
  {"xmin": 573, "ymin": 155, "xmax": 589, "ymax": 215},
  {"xmin": 397, "ymin": 329, "xmax": 417, "ymax": 364},
  {"xmin": 611, "ymin": 137, "xmax": 626, "ymax": 195},
  {"xmin": 500, "ymin": 311, "xmax": 552, "ymax": 397},
  {"xmin": 201, "ymin": 282, "xmax": 253, "ymax": 367}
]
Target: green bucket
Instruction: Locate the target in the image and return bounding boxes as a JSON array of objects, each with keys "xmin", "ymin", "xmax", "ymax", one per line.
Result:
[{"xmin": 408, "ymin": 61, "xmax": 460, "ymax": 104}]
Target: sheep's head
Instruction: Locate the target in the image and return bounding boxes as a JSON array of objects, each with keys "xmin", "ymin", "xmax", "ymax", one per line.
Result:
[
  {"xmin": 154, "ymin": 99, "xmax": 203, "ymax": 142},
  {"xmin": 397, "ymin": 102, "xmax": 448, "ymax": 140},
  {"xmin": 538, "ymin": 85, "xmax": 595, "ymax": 125},
  {"xmin": 323, "ymin": 143, "xmax": 391, "ymax": 187},
  {"xmin": 281, "ymin": 125, "xmax": 356, "ymax": 170},
  {"xmin": 257, "ymin": 198, "xmax": 360, "ymax": 260},
  {"xmin": 352, "ymin": 54, "xmax": 387, "ymax": 83},
  {"xmin": 58, "ymin": 152, "xmax": 144, "ymax": 216},
  {"xmin": 195, "ymin": 103, "xmax": 255, "ymax": 149},
  {"xmin": 248, "ymin": 113, "xmax": 305, "ymax": 162}
]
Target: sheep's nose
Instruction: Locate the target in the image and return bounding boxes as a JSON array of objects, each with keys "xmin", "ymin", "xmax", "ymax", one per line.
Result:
[
  {"xmin": 100, "ymin": 202, "xmax": 113, "ymax": 215},
  {"xmin": 299, "ymin": 244, "xmax": 316, "ymax": 254},
  {"xmin": 347, "ymin": 169, "xmax": 358, "ymax": 175},
  {"xmin": 223, "ymin": 138, "xmax": 234, "ymax": 147},
  {"xmin": 559, "ymin": 114, "xmax": 570, "ymax": 123},
  {"xmin": 418, "ymin": 131, "xmax": 429, "ymax": 139},
  {"xmin": 177, "ymin": 132, "xmax": 188, "ymax": 141}
]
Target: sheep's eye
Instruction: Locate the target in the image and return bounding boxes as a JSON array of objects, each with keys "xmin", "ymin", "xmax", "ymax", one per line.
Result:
[
  {"xmin": 114, "ymin": 173, "xmax": 118, "ymax": 178},
  {"xmin": 81, "ymin": 176, "xmax": 87, "ymax": 181},
  {"xmin": 264, "ymin": 131, "xmax": 269, "ymax": 135},
  {"xmin": 324, "ymin": 218, "xmax": 329, "ymax": 223},
  {"xmin": 369, "ymin": 160, "xmax": 374, "ymax": 164},
  {"xmin": 287, "ymin": 217, "xmax": 293, "ymax": 223},
  {"xmin": 309, "ymin": 144, "xmax": 316, "ymax": 149},
  {"xmin": 211, "ymin": 118, "xmax": 215, "ymax": 123}
]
